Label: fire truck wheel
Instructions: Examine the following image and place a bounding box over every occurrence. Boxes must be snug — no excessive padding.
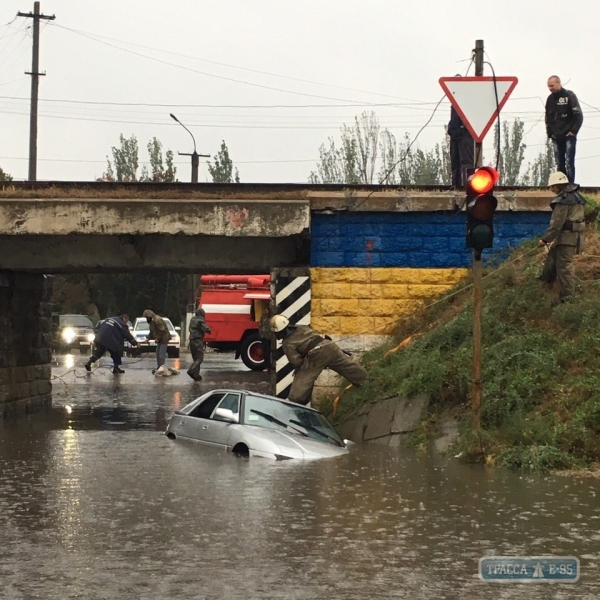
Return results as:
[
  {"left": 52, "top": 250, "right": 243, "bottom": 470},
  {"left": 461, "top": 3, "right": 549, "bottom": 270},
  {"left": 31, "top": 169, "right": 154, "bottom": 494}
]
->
[{"left": 240, "top": 332, "right": 266, "bottom": 371}]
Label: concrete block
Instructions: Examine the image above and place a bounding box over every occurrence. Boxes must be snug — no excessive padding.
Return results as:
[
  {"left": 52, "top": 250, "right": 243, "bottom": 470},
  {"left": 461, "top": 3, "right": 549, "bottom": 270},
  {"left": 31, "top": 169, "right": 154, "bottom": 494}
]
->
[
  {"left": 337, "top": 413, "right": 369, "bottom": 443},
  {"left": 363, "top": 397, "right": 397, "bottom": 441},
  {"left": 391, "top": 394, "right": 430, "bottom": 433}
]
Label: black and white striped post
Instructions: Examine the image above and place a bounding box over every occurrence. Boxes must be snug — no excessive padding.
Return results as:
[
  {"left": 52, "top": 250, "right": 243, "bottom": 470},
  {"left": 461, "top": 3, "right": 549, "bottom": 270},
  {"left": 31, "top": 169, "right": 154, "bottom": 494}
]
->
[{"left": 271, "top": 268, "right": 311, "bottom": 398}]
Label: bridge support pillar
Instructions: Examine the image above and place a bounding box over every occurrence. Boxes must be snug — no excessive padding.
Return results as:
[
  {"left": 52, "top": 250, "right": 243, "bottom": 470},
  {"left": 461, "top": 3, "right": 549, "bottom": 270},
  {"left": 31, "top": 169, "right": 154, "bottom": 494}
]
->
[{"left": 0, "top": 272, "right": 53, "bottom": 418}]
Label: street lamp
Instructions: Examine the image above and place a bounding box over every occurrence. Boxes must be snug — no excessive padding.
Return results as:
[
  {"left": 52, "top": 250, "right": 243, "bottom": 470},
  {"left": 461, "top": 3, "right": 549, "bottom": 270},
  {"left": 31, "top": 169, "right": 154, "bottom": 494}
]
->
[{"left": 169, "top": 113, "right": 209, "bottom": 183}]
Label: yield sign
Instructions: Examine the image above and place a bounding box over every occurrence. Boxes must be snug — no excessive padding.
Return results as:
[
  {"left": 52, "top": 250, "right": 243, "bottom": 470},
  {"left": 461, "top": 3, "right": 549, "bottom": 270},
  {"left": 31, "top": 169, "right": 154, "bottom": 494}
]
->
[{"left": 439, "top": 76, "right": 518, "bottom": 142}]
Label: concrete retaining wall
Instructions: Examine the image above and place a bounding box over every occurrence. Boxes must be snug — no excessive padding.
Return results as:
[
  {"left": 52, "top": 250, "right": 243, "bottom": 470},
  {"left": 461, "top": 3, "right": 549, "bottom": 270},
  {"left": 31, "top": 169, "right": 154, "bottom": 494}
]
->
[{"left": 0, "top": 273, "right": 53, "bottom": 417}]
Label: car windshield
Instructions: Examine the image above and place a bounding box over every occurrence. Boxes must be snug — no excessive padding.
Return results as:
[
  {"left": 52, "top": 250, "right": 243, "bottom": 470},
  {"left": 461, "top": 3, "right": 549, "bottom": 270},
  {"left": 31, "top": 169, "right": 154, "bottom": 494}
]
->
[
  {"left": 60, "top": 315, "right": 93, "bottom": 328},
  {"left": 243, "top": 395, "right": 344, "bottom": 446},
  {"left": 134, "top": 318, "right": 175, "bottom": 333}
]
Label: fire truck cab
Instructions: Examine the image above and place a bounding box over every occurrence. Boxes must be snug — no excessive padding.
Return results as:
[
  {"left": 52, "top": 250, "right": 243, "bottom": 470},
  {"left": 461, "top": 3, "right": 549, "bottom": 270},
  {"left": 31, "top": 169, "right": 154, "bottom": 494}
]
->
[{"left": 196, "top": 275, "right": 271, "bottom": 371}]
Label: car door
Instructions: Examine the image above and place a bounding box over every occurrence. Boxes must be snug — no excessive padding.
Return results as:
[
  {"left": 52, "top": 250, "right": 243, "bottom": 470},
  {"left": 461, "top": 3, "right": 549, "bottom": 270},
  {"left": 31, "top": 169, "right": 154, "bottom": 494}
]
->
[
  {"left": 178, "top": 392, "right": 225, "bottom": 443},
  {"left": 203, "top": 393, "right": 241, "bottom": 448}
]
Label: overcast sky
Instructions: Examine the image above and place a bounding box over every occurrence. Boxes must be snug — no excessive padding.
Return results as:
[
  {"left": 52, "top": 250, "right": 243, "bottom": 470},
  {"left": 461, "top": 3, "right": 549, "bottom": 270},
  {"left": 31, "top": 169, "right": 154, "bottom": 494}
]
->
[{"left": 1, "top": 0, "right": 599, "bottom": 184}]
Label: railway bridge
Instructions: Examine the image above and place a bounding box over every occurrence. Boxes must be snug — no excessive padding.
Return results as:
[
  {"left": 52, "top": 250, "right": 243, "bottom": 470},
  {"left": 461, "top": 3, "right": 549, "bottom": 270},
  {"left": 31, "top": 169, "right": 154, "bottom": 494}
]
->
[{"left": 0, "top": 181, "right": 552, "bottom": 415}]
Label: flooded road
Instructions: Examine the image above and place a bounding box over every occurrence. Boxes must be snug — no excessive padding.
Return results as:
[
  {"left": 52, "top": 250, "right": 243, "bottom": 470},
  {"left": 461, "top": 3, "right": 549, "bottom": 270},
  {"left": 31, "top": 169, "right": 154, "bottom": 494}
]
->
[{"left": 1, "top": 352, "right": 599, "bottom": 599}]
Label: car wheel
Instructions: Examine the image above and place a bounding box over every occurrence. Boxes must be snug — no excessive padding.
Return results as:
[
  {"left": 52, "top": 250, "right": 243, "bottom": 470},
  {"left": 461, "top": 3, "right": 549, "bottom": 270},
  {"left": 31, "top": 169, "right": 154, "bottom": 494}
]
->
[
  {"left": 168, "top": 349, "right": 180, "bottom": 358},
  {"left": 80, "top": 347, "right": 90, "bottom": 355},
  {"left": 240, "top": 332, "right": 266, "bottom": 371}
]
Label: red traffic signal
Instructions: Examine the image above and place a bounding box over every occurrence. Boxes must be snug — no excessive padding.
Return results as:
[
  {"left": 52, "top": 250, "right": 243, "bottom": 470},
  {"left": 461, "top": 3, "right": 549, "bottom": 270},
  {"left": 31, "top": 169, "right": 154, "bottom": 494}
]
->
[
  {"left": 467, "top": 166, "right": 499, "bottom": 194},
  {"left": 465, "top": 166, "right": 499, "bottom": 254}
]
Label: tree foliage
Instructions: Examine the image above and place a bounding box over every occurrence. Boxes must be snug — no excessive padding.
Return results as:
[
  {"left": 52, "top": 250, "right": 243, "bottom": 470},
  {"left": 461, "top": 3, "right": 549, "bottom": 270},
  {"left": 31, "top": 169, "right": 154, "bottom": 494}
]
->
[
  {"left": 100, "top": 134, "right": 177, "bottom": 182},
  {"left": 494, "top": 119, "right": 526, "bottom": 186},
  {"left": 522, "top": 140, "right": 556, "bottom": 187},
  {"left": 52, "top": 272, "right": 191, "bottom": 327},
  {"left": 310, "top": 113, "right": 556, "bottom": 188},
  {"left": 0, "top": 166, "right": 13, "bottom": 181},
  {"left": 309, "top": 111, "right": 381, "bottom": 184},
  {"left": 207, "top": 140, "right": 240, "bottom": 183}
]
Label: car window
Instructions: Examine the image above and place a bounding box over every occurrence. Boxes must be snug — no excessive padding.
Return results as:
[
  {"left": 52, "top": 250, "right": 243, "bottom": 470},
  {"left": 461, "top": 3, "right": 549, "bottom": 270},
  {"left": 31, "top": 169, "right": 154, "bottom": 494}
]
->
[
  {"left": 134, "top": 321, "right": 150, "bottom": 332},
  {"left": 60, "top": 315, "right": 94, "bottom": 328},
  {"left": 242, "top": 394, "right": 343, "bottom": 445},
  {"left": 212, "top": 393, "right": 240, "bottom": 421},
  {"left": 188, "top": 393, "right": 225, "bottom": 419}
]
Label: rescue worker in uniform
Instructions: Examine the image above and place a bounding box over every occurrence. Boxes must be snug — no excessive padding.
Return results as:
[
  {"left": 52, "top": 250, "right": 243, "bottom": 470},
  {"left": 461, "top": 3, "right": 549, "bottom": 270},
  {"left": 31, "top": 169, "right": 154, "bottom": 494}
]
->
[
  {"left": 85, "top": 314, "right": 137, "bottom": 374},
  {"left": 187, "top": 308, "right": 211, "bottom": 381},
  {"left": 538, "top": 171, "right": 586, "bottom": 305},
  {"left": 270, "top": 315, "right": 367, "bottom": 406},
  {"left": 142, "top": 309, "right": 171, "bottom": 373}
]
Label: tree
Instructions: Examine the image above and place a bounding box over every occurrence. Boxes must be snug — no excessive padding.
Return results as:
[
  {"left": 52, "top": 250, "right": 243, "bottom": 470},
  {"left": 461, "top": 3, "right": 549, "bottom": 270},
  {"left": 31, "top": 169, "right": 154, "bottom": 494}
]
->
[
  {"left": 141, "top": 137, "right": 177, "bottom": 182},
  {"left": 207, "top": 141, "right": 240, "bottom": 183},
  {"left": 378, "top": 131, "right": 450, "bottom": 185},
  {"left": 494, "top": 119, "right": 526, "bottom": 186},
  {"left": 0, "top": 166, "right": 12, "bottom": 181},
  {"left": 522, "top": 140, "right": 556, "bottom": 187},
  {"left": 100, "top": 135, "right": 177, "bottom": 182},
  {"left": 309, "top": 111, "right": 381, "bottom": 184}
]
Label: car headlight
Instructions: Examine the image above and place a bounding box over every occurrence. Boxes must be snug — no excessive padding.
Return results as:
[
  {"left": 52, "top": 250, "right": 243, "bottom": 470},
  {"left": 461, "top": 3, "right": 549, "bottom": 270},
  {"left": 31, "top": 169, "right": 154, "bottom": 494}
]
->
[
  {"left": 62, "top": 328, "right": 76, "bottom": 343},
  {"left": 87, "top": 333, "right": 95, "bottom": 343}
]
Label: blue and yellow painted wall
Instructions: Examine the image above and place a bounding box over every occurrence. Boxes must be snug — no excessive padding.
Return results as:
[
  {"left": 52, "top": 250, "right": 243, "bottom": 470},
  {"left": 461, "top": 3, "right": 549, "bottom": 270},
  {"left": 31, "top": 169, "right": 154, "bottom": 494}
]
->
[{"left": 310, "top": 211, "right": 549, "bottom": 338}]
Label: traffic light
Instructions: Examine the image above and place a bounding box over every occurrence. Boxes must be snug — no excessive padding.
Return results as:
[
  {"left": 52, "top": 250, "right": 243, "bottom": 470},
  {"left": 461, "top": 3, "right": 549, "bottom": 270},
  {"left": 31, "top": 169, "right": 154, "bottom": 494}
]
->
[{"left": 466, "top": 166, "right": 499, "bottom": 256}]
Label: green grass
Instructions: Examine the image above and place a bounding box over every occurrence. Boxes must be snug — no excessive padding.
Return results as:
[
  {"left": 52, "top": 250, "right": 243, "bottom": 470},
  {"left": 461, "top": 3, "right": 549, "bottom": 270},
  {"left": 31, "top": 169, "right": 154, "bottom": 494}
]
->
[{"left": 326, "top": 214, "right": 600, "bottom": 472}]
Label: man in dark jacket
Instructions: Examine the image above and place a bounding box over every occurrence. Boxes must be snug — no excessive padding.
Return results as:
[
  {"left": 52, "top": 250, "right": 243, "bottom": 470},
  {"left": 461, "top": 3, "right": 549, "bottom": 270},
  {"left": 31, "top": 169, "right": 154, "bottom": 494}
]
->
[
  {"left": 545, "top": 76, "right": 583, "bottom": 183},
  {"left": 538, "top": 171, "right": 586, "bottom": 305},
  {"left": 270, "top": 314, "right": 367, "bottom": 406},
  {"left": 85, "top": 314, "right": 137, "bottom": 374},
  {"left": 448, "top": 78, "right": 474, "bottom": 189},
  {"left": 187, "top": 308, "right": 211, "bottom": 381}
]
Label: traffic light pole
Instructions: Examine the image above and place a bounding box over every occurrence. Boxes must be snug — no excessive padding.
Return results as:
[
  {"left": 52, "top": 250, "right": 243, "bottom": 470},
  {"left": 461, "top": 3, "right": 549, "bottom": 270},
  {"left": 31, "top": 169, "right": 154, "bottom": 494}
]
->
[{"left": 472, "top": 39, "right": 484, "bottom": 429}]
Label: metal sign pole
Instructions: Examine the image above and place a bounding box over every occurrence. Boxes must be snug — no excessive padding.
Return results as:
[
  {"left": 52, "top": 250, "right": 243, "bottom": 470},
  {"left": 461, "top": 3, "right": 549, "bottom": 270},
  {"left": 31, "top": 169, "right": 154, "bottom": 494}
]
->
[{"left": 472, "top": 39, "right": 484, "bottom": 429}]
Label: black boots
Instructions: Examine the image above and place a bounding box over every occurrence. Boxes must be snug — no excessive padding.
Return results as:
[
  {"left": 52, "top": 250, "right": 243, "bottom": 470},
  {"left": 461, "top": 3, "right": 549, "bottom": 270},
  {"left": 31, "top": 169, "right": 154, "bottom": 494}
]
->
[
  {"left": 112, "top": 367, "right": 125, "bottom": 374},
  {"left": 84, "top": 361, "right": 92, "bottom": 372}
]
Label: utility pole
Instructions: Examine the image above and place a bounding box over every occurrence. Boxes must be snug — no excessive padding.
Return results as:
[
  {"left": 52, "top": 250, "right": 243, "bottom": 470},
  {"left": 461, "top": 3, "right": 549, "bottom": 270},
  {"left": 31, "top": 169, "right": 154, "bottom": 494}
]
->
[
  {"left": 169, "top": 113, "right": 209, "bottom": 183},
  {"left": 471, "top": 39, "right": 484, "bottom": 429},
  {"left": 18, "top": 2, "right": 55, "bottom": 182}
]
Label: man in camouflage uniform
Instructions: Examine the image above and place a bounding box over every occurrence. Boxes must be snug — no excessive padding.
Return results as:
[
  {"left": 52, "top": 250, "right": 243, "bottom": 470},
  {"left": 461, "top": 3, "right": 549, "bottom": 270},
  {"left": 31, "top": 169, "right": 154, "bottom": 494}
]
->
[
  {"left": 270, "top": 314, "right": 367, "bottom": 406},
  {"left": 142, "top": 309, "right": 171, "bottom": 372},
  {"left": 538, "top": 171, "right": 586, "bottom": 305},
  {"left": 187, "top": 308, "right": 211, "bottom": 381}
]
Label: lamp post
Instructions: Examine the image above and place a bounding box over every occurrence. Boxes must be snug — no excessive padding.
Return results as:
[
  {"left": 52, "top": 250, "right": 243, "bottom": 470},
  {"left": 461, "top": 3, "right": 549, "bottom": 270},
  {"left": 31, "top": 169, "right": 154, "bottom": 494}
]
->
[{"left": 169, "top": 113, "right": 209, "bottom": 183}]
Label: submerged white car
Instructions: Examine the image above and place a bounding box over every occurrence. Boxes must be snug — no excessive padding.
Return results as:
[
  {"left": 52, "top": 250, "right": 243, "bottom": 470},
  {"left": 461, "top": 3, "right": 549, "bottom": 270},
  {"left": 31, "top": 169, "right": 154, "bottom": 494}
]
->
[{"left": 165, "top": 389, "right": 352, "bottom": 460}]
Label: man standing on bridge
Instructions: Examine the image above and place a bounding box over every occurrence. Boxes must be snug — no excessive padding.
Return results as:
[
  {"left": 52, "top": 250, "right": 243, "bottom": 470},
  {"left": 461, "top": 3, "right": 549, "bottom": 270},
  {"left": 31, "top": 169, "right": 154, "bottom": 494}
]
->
[
  {"left": 85, "top": 314, "right": 137, "bottom": 374},
  {"left": 448, "top": 75, "right": 474, "bottom": 189},
  {"left": 545, "top": 75, "right": 583, "bottom": 183},
  {"left": 270, "top": 315, "right": 367, "bottom": 406}
]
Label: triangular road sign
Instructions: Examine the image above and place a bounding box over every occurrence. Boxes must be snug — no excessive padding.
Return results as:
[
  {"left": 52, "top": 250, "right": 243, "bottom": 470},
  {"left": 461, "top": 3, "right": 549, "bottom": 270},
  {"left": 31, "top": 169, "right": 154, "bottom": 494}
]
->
[{"left": 439, "top": 76, "right": 518, "bottom": 142}]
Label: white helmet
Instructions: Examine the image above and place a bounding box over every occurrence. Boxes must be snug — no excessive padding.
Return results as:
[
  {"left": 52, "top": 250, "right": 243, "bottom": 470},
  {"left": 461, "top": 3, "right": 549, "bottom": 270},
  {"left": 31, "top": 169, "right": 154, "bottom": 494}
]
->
[
  {"left": 548, "top": 172, "right": 569, "bottom": 186},
  {"left": 270, "top": 314, "right": 289, "bottom": 332}
]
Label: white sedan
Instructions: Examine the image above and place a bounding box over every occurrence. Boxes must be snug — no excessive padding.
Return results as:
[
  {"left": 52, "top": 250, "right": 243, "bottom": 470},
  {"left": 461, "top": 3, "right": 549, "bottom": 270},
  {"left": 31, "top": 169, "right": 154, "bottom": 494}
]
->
[{"left": 165, "top": 389, "right": 352, "bottom": 460}]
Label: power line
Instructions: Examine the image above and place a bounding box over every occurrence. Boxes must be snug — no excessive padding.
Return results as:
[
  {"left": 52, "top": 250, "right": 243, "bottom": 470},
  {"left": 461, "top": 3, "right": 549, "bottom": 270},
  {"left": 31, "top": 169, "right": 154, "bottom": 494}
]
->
[{"left": 49, "top": 23, "right": 431, "bottom": 105}]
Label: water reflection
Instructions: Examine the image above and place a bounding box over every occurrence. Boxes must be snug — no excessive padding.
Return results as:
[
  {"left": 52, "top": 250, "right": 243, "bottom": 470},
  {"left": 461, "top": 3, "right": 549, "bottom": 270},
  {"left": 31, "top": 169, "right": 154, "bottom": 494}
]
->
[{"left": 0, "top": 381, "right": 599, "bottom": 598}]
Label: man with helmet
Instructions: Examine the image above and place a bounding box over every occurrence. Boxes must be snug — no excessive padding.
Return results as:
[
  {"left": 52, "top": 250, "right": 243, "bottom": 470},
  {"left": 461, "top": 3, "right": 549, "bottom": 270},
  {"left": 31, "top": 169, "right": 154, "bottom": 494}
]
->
[
  {"left": 187, "top": 307, "right": 212, "bottom": 381},
  {"left": 270, "top": 314, "right": 367, "bottom": 406},
  {"left": 538, "top": 171, "right": 586, "bottom": 305}
]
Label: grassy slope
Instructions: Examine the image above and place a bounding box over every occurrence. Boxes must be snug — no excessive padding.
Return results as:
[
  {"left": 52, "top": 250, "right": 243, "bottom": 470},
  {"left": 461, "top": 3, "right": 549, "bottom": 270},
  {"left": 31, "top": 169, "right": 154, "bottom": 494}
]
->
[{"left": 324, "top": 195, "right": 600, "bottom": 472}]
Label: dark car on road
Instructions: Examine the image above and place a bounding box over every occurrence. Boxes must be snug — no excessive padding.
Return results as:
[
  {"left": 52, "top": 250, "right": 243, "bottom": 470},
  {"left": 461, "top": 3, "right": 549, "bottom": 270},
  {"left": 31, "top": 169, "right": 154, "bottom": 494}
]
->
[{"left": 54, "top": 314, "right": 95, "bottom": 354}]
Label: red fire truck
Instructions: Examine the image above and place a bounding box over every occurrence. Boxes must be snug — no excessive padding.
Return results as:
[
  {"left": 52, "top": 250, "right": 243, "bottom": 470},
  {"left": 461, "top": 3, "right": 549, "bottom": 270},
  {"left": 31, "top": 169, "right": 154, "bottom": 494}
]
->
[{"left": 196, "top": 274, "right": 271, "bottom": 371}]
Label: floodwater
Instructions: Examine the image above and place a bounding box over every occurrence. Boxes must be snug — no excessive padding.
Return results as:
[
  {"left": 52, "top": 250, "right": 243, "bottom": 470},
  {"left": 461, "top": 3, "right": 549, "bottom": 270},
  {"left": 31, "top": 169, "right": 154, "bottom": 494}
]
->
[{"left": 1, "top": 352, "right": 599, "bottom": 599}]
